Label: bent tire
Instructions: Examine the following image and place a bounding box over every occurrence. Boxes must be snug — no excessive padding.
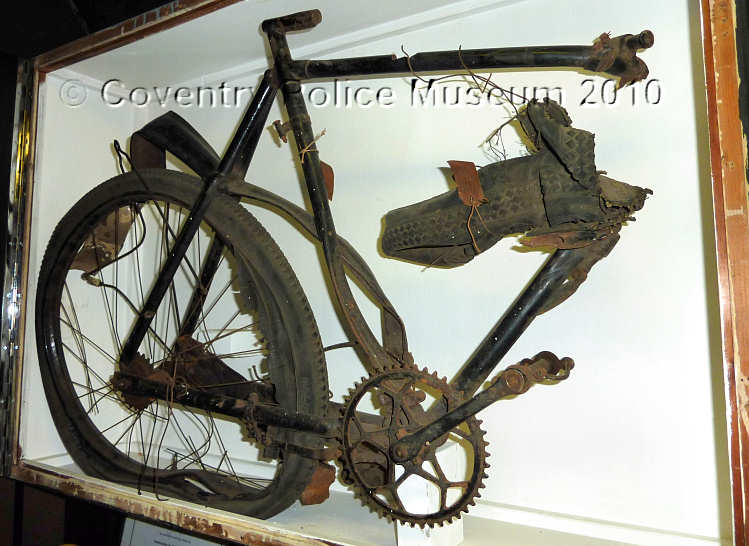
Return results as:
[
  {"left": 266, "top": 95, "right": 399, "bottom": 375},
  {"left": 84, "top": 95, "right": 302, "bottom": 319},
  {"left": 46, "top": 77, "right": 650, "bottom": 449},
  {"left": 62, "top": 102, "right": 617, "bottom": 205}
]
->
[{"left": 35, "top": 168, "right": 328, "bottom": 519}]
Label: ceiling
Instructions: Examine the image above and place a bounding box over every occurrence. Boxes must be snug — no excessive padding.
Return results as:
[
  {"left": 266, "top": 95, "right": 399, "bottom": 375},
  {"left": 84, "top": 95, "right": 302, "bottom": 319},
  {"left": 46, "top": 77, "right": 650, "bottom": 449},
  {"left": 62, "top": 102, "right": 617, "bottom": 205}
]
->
[{"left": 63, "top": 0, "right": 510, "bottom": 87}]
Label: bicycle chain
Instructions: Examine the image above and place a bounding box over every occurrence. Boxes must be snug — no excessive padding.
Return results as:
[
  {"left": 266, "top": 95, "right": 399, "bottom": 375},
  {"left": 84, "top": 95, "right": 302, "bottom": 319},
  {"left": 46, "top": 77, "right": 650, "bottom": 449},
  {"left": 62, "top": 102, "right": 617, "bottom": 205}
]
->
[{"left": 338, "top": 364, "right": 489, "bottom": 527}]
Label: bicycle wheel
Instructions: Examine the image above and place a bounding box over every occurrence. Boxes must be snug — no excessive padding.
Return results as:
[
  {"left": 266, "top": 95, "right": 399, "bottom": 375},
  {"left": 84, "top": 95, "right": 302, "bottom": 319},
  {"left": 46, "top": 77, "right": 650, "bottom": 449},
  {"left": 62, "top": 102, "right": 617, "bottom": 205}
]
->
[{"left": 35, "top": 168, "right": 328, "bottom": 519}]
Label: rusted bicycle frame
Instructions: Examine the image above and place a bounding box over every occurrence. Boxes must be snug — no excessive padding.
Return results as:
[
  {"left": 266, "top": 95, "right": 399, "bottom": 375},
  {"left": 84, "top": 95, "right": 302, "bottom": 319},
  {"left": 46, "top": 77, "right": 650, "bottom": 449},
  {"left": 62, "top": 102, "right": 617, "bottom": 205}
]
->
[{"left": 113, "top": 9, "right": 652, "bottom": 481}]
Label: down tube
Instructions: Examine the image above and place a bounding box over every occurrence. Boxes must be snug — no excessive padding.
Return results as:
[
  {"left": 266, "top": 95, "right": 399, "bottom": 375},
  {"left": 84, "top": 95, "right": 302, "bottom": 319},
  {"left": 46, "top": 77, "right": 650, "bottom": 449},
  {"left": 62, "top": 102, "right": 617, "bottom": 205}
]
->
[{"left": 451, "top": 248, "right": 586, "bottom": 398}]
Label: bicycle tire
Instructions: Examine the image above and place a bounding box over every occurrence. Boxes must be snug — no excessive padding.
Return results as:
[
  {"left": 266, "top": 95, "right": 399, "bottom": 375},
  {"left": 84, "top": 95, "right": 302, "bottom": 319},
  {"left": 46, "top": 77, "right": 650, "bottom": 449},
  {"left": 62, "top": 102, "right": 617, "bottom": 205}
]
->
[{"left": 35, "top": 168, "right": 328, "bottom": 519}]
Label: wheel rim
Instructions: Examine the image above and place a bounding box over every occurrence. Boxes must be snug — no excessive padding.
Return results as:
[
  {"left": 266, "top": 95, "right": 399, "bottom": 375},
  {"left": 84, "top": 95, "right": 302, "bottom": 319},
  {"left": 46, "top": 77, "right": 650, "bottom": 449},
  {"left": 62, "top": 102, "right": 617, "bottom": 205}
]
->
[{"left": 41, "top": 189, "right": 292, "bottom": 504}]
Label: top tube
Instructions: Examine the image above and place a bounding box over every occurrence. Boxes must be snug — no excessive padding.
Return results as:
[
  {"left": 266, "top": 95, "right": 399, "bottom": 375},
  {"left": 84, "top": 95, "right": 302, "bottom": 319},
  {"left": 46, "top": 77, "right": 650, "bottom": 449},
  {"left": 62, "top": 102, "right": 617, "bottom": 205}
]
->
[
  {"left": 262, "top": 9, "right": 653, "bottom": 86},
  {"left": 290, "top": 46, "right": 597, "bottom": 80},
  {"left": 287, "top": 33, "right": 652, "bottom": 82}
]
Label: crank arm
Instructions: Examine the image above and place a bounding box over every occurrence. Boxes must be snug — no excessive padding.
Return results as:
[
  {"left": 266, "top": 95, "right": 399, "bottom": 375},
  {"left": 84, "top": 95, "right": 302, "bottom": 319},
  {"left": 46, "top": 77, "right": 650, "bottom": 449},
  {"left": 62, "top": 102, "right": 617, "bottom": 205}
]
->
[
  {"left": 390, "top": 352, "right": 574, "bottom": 463},
  {"left": 110, "top": 372, "right": 338, "bottom": 436}
]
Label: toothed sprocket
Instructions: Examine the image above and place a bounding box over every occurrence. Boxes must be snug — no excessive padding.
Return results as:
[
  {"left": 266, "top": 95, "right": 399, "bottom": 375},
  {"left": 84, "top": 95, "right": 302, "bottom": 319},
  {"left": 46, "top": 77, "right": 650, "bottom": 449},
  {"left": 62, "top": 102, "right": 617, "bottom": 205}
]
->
[{"left": 338, "top": 366, "right": 489, "bottom": 527}]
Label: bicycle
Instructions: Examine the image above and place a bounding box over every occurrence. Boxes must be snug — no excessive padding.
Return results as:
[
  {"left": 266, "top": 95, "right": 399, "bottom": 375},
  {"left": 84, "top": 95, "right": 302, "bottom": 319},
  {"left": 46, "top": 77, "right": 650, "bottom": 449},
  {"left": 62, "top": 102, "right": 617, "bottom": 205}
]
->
[{"left": 34, "top": 9, "right": 653, "bottom": 527}]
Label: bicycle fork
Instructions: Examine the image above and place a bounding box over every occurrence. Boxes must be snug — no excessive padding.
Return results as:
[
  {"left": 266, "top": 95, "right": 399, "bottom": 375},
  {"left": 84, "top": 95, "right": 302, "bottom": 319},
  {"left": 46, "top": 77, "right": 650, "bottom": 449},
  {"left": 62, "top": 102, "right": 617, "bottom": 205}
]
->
[{"left": 118, "top": 71, "right": 278, "bottom": 365}]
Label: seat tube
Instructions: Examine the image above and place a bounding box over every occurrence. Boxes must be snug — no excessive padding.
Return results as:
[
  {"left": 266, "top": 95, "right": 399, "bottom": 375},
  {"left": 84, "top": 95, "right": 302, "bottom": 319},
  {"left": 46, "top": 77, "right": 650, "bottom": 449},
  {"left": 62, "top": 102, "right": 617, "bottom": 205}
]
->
[
  {"left": 267, "top": 29, "right": 399, "bottom": 372},
  {"left": 281, "top": 86, "right": 338, "bottom": 255},
  {"left": 269, "top": 30, "right": 338, "bottom": 258}
]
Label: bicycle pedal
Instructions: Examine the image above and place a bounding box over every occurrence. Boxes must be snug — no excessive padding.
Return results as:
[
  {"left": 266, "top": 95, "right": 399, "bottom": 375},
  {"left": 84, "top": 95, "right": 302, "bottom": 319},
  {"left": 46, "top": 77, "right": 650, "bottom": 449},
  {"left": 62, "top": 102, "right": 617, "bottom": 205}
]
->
[{"left": 498, "top": 351, "right": 575, "bottom": 394}]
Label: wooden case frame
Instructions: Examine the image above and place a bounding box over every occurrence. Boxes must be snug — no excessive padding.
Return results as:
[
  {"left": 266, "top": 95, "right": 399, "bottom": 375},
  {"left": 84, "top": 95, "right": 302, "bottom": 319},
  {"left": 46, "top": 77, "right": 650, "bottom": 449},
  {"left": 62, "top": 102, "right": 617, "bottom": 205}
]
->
[{"left": 0, "top": 0, "right": 745, "bottom": 543}]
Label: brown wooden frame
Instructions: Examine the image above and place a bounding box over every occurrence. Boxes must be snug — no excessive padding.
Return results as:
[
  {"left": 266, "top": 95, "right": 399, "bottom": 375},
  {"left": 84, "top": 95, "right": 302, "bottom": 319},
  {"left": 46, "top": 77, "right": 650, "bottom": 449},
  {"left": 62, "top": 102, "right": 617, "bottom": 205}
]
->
[
  {"left": 702, "top": 1, "right": 749, "bottom": 544},
  {"left": 2, "top": 0, "right": 743, "bottom": 543}
]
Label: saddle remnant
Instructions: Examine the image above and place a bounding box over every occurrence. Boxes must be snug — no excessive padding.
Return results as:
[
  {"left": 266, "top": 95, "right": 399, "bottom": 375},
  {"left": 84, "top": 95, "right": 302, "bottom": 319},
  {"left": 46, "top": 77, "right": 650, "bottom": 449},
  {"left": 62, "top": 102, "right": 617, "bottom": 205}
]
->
[{"left": 380, "top": 98, "right": 651, "bottom": 268}]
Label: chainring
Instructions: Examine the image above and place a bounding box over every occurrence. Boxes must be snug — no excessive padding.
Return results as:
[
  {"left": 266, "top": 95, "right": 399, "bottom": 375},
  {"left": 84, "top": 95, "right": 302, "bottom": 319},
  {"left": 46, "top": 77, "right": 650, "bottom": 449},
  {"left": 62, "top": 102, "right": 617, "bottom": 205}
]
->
[{"left": 338, "top": 365, "right": 489, "bottom": 527}]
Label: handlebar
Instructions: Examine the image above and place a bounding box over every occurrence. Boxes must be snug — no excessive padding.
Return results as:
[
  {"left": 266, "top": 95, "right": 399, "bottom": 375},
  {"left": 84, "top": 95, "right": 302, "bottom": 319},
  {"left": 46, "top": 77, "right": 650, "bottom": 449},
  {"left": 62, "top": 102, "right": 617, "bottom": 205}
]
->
[{"left": 261, "top": 9, "right": 322, "bottom": 34}]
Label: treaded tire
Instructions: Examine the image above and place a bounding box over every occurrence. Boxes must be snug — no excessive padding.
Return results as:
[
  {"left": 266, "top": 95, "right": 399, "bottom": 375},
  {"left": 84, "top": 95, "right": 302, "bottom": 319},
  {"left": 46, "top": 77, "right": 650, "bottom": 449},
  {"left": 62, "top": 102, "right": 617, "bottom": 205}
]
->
[{"left": 35, "top": 168, "right": 328, "bottom": 519}]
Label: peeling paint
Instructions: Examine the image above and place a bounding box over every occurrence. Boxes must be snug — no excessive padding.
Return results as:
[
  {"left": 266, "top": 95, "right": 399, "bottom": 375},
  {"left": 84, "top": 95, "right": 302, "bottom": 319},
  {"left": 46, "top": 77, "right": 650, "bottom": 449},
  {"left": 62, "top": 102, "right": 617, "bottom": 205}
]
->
[
  {"left": 178, "top": 515, "right": 228, "bottom": 538},
  {"left": 11, "top": 463, "right": 333, "bottom": 545}
]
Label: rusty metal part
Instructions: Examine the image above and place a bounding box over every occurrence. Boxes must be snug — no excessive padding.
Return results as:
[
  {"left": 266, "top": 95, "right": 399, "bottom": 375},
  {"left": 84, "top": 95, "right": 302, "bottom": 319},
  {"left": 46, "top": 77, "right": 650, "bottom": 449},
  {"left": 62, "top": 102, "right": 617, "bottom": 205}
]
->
[
  {"left": 519, "top": 226, "right": 615, "bottom": 249},
  {"left": 390, "top": 352, "right": 573, "bottom": 464},
  {"left": 112, "top": 371, "right": 250, "bottom": 417},
  {"left": 299, "top": 462, "right": 337, "bottom": 506},
  {"left": 161, "top": 335, "right": 274, "bottom": 401},
  {"left": 117, "top": 354, "right": 173, "bottom": 410},
  {"left": 338, "top": 365, "right": 488, "bottom": 527},
  {"left": 261, "top": 9, "right": 322, "bottom": 34},
  {"left": 70, "top": 206, "right": 136, "bottom": 272},
  {"left": 110, "top": 371, "right": 338, "bottom": 437},
  {"left": 285, "top": 443, "right": 341, "bottom": 461},
  {"left": 288, "top": 30, "right": 653, "bottom": 81},
  {"left": 272, "top": 119, "right": 292, "bottom": 143},
  {"left": 534, "top": 235, "right": 620, "bottom": 314},
  {"left": 320, "top": 161, "right": 334, "bottom": 200},
  {"left": 586, "top": 30, "right": 654, "bottom": 87},
  {"left": 499, "top": 351, "right": 575, "bottom": 394},
  {"left": 116, "top": 335, "right": 276, "bottom": 412}
]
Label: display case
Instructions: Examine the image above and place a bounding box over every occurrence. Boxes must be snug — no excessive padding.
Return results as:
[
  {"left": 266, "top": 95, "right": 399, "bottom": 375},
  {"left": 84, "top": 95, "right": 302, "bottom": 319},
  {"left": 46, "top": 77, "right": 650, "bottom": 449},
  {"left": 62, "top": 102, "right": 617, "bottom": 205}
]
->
[{"left": 2, "top": 0, "right": 740, "bottom": 544}]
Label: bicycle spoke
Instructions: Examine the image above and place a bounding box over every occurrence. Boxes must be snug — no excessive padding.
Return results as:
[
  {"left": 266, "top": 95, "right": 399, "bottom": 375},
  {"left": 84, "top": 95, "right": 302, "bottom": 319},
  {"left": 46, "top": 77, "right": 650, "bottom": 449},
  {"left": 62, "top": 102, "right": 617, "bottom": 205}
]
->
[
  {"left": 193, "top": 273, "right": 237, "bottom": 334},
  {"left": 61, "top": 284, "right": 87, "bottom": 365},
  {"left": 83, "top": 387, "right": 114, "bottom": 415},
  {"left": 206, "top": 412, "right": 242, "bottom": 485},
  {"left": 113, "top": 411, "right": 143, "bottom": 448},
  {"left": 39, "top": 178, "right": 320, "bottom": 514},
  {"left": 62, "top": 343, "right": 112, "bottom": 385},
  {"left": 202, "top": 321, "right": 257, "bottom": 350},
  {"left": 73, "top": 383, "right": 110, "bottom": 400},
  {"left": 131, "top": 207, "right": 152, "bottom": 362},
  {"left": 137, "top": 411, "right": 148, "bottom": 465},
  {"left": 211, "top": 348, "right": 265, "bottom": 359},
  {"left": 100, "top": 412, "right": 140, "bottom": 435},
  {"left": 92, "top": 234, "right": 122, "bottom": 355}
]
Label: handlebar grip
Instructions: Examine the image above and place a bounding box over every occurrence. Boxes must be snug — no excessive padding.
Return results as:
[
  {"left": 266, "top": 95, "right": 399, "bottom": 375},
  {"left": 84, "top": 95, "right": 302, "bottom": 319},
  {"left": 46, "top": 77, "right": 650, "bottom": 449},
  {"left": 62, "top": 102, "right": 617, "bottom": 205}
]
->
[
  {"left": 627, "top": 30, "right": 654, "bottom": 50},
  {"left": 262, "top": 9, "right": 322, "bottom": 33}
]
